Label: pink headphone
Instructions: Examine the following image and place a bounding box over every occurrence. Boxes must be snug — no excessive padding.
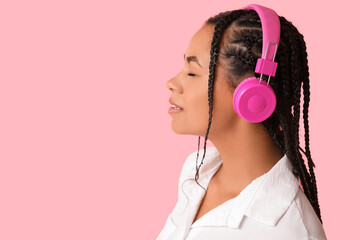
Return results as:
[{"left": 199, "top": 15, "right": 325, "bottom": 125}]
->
[{"left": 232, "top": 4, "right": 280, "bottom": 123}]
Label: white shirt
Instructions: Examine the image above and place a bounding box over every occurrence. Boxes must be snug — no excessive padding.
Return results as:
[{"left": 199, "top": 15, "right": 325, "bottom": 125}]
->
[{"left": 156, "top": 146, "right": 327, "bottom": 240}]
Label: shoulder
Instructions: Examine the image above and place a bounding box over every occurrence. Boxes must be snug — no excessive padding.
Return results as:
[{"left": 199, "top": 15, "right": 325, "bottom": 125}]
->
[
  {"left": 278, "top": 187, "right": 328, "bottom": 240},
  {"left": 293, "top": 188, "right": 328, "bottom": 239}
]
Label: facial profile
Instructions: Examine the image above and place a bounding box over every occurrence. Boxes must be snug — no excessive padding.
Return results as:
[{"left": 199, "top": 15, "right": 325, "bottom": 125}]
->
[{"left": 166, "top": 24, "right": 241, "bottom": 139}]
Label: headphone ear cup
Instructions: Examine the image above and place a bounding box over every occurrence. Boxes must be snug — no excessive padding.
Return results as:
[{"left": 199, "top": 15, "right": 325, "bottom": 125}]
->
[{"left": 233, "top": 76, "right": 276, "bottom": 123}]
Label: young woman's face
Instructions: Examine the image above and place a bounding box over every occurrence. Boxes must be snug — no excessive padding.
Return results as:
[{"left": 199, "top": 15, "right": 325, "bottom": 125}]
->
[{"left": 166, "top": 24, "right": 239, "bottom": 138}]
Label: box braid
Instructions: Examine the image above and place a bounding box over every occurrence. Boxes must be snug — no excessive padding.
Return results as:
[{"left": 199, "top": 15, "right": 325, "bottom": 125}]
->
[{"left": 191, "top": 9, "right": 323, "bottom": 224}]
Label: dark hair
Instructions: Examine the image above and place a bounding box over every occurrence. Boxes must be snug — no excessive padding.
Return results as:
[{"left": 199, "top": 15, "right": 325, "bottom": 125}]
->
[{"left": 191, "top": 9, "right": 323, "bottom": 224}]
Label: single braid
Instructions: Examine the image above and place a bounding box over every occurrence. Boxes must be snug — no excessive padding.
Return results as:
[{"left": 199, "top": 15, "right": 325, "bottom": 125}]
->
[
  {"left": 298, "top": 30, "right": 322, "bottom": 221},
  {"left": 194, "top": 10, "right": 244, "bottom": 189},
  {"left": 285, "top": 26, "right": 314, "bottom": 200}
]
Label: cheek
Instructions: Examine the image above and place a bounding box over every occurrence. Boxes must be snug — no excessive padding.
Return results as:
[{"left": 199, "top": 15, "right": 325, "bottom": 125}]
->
[
  {"left": 183, "top": 81, "right": 210, "bottom": 123},
  {"left": 187, "top": 92, "right": 208, "bottom": 120},
  {"left": 184, "top": 79, "right": 208, "bottom": 108}
]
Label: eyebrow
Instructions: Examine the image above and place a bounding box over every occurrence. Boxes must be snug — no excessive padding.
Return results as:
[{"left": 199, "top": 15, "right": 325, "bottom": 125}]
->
[{"left": 184, "top": 54, "right": 203, "bottom": 68}]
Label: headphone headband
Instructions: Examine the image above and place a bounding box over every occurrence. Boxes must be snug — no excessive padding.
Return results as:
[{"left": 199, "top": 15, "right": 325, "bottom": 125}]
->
[{"left": 244, "top": 4, "right": 280, "bottom": 79}]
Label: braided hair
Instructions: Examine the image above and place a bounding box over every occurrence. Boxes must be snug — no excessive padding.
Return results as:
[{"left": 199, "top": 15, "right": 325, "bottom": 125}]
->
[{"left": 192, "top": 9, "right": 323, "bottom": 224}]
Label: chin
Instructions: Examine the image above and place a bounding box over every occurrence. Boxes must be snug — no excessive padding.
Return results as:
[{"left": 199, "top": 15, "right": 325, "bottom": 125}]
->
[
  {"left": 171, "top": 126, "right": 205, "bottom": 137},
  {"left": 170, "top": 118, "right": 210, "bottom": 136},
  {"left": 170, "top": 125, "right": 187, "bottom": 135}
]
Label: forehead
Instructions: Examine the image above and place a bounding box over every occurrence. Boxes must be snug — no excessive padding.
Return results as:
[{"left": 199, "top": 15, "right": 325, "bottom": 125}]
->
[{"left": 185, "top": 25, "right": 214, "bottom": 65}]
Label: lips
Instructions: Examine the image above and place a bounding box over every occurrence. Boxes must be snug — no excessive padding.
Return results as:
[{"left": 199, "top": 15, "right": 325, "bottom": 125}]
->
[{"left": 169, "top": 98, "right": 184, "bottom": 110}]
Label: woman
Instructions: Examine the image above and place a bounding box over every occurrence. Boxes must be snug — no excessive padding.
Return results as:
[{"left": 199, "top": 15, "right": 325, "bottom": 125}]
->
[{"left": 159, "top": 4, "right": 327, "bottom": 240}]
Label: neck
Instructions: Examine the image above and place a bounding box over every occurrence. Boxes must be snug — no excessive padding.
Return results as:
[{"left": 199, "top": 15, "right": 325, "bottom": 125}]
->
[{"left": 208, "top": 121, "right": 283, "bottom": 195}]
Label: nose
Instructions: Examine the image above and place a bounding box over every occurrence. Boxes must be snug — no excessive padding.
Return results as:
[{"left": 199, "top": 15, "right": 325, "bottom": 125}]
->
[
  {"left": 166, "top": 75, "right": 182, "bottom": 93},
  {"left": 166, "top": 79, "right": 173, "bottom": 91}
]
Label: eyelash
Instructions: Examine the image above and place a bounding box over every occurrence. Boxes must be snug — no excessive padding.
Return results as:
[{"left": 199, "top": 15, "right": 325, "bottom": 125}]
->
[{"left": 187, "top": 73, "right": 196, "bottom": 77}]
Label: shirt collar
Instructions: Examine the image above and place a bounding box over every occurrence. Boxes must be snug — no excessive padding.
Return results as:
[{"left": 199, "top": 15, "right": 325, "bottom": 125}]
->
[{"left": 180, "top": 146, "right": 300, "bottom": 229}]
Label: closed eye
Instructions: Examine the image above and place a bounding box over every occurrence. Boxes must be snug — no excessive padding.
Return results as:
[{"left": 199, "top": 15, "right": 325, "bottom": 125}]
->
[{"left": 187, "top": 73, "right": 196, "bottom": 77}]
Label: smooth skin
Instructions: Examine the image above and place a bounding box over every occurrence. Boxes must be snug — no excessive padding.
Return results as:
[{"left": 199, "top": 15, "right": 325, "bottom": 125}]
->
[{"left": 166, "top": 24, "right": 283, "bottom": 224}]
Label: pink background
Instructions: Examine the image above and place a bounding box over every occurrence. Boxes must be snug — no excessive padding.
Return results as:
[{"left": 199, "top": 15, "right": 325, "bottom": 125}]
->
[{"left": 0, "top": 0, "right": 357, "bottom": 239}]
